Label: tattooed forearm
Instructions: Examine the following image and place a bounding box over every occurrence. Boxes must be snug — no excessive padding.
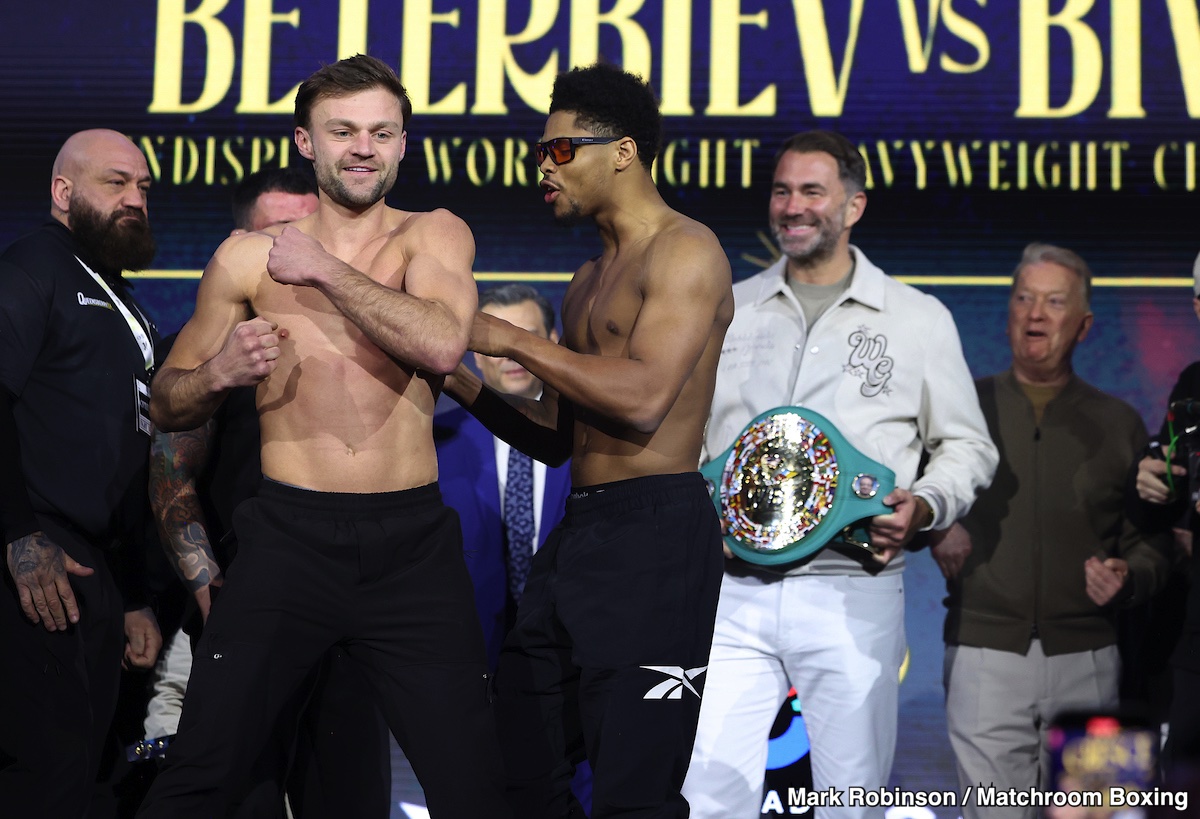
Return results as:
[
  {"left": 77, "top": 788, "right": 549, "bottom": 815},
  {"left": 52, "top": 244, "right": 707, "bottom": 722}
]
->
[
  {"left": 150, "top": 421, "right": 223, "bottom": 595},
  {"left": 173, "top": 521, "right": 220, "bottom": 589}
]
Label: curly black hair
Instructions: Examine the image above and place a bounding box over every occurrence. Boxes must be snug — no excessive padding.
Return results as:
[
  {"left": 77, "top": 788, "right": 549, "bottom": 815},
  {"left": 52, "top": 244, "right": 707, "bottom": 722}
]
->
[{"left": 549, "top": 63, "right": 662, "bottom": 171}]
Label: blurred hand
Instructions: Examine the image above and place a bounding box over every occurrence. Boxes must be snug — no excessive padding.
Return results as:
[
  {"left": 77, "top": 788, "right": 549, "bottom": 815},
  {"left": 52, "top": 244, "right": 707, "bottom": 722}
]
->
[
  {"left": 123, "top": 607, "right": 163, "bottom": 670},
  {"left": 867, "top": 489, "right": 930, "bottom": 566},
  {"left": 196, "top": 578, "right": 223, "bottom": 625},
  {"left": 929, "top": 523, "right": 972, "bottom": 580},
  {"left": 1135, "top": 453, "right": 1184, "bottom": 504},
  {"left": 1084, "top": 556, "right": 1129, "bottom": 607},
  {"left": 1175, "top": 527, "right": 1193, "bottom": 560}
]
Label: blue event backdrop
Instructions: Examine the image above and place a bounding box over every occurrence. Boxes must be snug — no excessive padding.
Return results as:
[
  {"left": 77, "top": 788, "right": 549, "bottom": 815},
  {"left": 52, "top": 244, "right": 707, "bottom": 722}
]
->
[{"left": 3, "top": 2, "right": 1199, "bottom": 816}]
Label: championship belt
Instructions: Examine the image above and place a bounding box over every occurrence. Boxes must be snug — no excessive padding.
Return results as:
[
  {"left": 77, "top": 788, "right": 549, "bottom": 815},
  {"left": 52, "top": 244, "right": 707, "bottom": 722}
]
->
[{"left": 701, "top": 406, "right": 895, "bottom": 566}]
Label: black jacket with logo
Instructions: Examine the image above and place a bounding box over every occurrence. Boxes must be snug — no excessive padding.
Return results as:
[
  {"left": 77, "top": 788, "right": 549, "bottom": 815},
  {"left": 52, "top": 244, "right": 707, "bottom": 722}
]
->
[{"left": 0, "top": 221, "right": 157, "bottom": 571}]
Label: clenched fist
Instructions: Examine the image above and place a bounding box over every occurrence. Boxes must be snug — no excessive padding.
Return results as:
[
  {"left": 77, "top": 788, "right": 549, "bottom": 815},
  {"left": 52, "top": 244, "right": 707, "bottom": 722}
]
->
[
  {"left": 210, "top": 317, "right": 286, "bottom": 389},
  {"left": 267, "top": 226, "right": 332, "bottom": 287}
]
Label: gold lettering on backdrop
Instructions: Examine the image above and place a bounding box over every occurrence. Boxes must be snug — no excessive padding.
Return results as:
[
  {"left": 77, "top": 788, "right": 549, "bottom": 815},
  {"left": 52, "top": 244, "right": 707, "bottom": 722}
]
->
[
  {"left": 1034, "top": 141, "right": 1061, "bottom": 188},
  {"left": 466, "top": 139, "right": 499, "bottom": 185},
  {"left": 861, "top": 141, "right": 896, "bottom": 188},
  {"left": 897, "top": 0, "right": 943, "bottom": 73},
  {"left": 424, "top": 137, "right": 462, "bottom": 182},
  {"left": 250, "top": 138, "right": 292, "bottom": 173},
  {"left": 1104, "top": 141, "right": 1129, "bottom": 189},
  {"left": 897, "top": 0, "right": 990, "bottom": 75},
  {"left": 941, "top": 141, "right": 978, "bottom": 187},
  {"left": 130, "top": 134, "right": 315, "bottom": 187},
  {"left": 1015, "top": 141, "right": 1029, "bottom": 189},
  {"left": 1153, "top": 142, "right": 1198, "bottom": 190},
  {"left": 203, "top": 137, "right": 217, "bottom": 185},
  {"left": 150, "top": 0, "right": 235, "bottom": 113},
  {"left": 238, "top": 0, "right": 302, "bottom": 114},
  {"left": 173, "top": 137, "right": 201, "bottom": 185},
  {"left": 144, "top": 0, "right": 1195, "bottom": 121},
  {"left": 1016, "top": 0, "right": 1103, "bottom": 118},
  {"left": 706, "top": 0, "right": 772, "bottom": 115},
  {"left": 908, "top": 140, "right": 930, "bottom": 188},
  {"left": 697, "top": 139, "right": 729, "bottom": 188},
  {"left": 1109, "top": 0, "right": 1144, "bottom": 117},
  {"left": 139, "top": 137, "right": 164, "bottom": 182},
  {"left": 1154, "top": 142, "right": 1171, "bottom": 188},
  {"left": 569, "top": 0, "right": 652, "bottom": 79},
  {"left": 473, "top": 0, "right": 559, "bottom": 114},
  {"left": 940, "top": 0, "right": 989, "bottom": 72},
  {"left": 989, "top": 140, "right": 1010, "bottom": 189},
  {"left": 735, "top": 139, "right": 758, "bottom": 188},
  {"left": 662, "top": 140, "right": 690, "bottom": 186},
  {"left": 126, "top": 132, "right": 1182, "bottom": 193},
  {"left": 223, "top": 137, "right": 246, "bottom": 182},
  {"left": 404, "top": 0, "right": 467, "bottom": 113},
  {"left": 338, "top": 0, "right": 369, "bottom": 58},
  {"left": 789, "top": 0, "right": 866, "bottom": 117},
  {"left": 659, "top": 0, "right": 695, "bottom": 114},
  {"left": 1166, "top": 0, "right": 1200, "bottom": 117},
  {"left": 504, "top": 138, "right": 532, "bottom": 186}
]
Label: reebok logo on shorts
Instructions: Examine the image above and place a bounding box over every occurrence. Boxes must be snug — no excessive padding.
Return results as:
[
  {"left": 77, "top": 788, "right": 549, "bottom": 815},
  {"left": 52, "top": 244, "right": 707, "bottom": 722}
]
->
[{"left": 640, "top": 666, "right": 706, "bottom": 699}]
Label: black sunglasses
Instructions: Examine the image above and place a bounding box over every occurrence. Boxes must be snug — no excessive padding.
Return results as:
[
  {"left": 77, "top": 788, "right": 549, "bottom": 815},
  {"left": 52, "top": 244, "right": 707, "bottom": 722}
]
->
[{"left": 533, "top": 136, "right": 620, "bottom": 166}]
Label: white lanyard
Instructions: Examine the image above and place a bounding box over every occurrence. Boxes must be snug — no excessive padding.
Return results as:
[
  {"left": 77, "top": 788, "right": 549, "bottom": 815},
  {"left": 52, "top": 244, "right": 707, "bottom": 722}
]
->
[{"left": 75, "top": 256, "right": 154, "bottom": 372}]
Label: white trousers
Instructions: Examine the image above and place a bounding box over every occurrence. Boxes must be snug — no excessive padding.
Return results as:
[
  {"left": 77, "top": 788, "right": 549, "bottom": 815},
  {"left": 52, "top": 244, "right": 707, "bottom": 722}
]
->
[
  {"left": 683, "top": 570, "right": 906, "bottom": 819},
  {"left": 143, "top": 628, "right": 193, "bottom": 740},
  {"left": 944, "top": 641, "right": 1120, "bottom": 819}
]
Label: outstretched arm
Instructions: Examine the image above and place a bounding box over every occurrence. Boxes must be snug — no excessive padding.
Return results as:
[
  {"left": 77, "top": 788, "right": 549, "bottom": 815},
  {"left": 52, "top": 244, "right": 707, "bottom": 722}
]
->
[
  {"left": 150, "top": 423, "right": 224, "bottom": 622},
  {"left": 444, "top": 363, "right": 573, "bottom": 465},
  {"left": 266, "top": 212, "right": 477, "bottom": 374},
  {"left": 470, "top": 229, "right": 732, "bottom": 435}
]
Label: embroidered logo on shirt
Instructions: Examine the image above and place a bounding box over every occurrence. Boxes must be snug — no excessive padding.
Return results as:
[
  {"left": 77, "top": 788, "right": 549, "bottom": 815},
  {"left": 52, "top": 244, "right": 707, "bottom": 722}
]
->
[
  {"left": 640, "top": 666, "right": 707, "bottom": 699},
  {"left": 77, "top": 292, "right": 115, "bottom": 310},
  {"left": 844, "top": 327, "right": 894, "bottom": 397}
]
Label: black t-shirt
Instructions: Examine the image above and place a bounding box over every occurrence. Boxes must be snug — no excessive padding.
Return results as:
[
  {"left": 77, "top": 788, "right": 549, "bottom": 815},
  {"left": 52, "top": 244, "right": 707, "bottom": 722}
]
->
[{"left": 0, "top": 221, "right": 158, "bottom": 544}]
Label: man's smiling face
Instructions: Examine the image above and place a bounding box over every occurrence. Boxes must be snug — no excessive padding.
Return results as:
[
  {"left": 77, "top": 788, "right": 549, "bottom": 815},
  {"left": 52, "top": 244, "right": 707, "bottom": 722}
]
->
[{"left": 297, "top": 87, "right": 407, "bottom": 210}]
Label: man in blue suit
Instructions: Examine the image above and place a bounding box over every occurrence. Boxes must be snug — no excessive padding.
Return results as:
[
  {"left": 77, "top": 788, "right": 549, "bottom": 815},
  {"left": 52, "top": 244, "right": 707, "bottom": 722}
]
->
[
  {"left": 437, "top": 285, "right": 592, "bottom": 810},
  {"left": 436, "top": 284, "right": 572, "bottom": 670}
]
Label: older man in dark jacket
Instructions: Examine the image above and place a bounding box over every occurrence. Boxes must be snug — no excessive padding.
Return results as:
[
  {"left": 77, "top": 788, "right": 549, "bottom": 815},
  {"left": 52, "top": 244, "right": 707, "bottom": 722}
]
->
[{"left": 932, "top": 243, "right": 1170, "bottom": 819}]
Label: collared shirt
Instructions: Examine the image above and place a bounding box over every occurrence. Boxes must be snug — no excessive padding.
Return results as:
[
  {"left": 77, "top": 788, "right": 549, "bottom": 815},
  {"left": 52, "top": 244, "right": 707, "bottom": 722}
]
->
[{"left": 706, "top": 247, "right": 998, "bottom": 576}]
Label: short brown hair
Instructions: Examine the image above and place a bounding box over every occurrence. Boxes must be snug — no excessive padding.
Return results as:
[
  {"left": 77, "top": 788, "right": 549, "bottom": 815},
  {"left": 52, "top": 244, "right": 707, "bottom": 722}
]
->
[
  {"left": 294, "top": 54, "right": 412, "bottom": 131},
  {"left": 774, "top": 131, "right": 866, "bottom": 195}
]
